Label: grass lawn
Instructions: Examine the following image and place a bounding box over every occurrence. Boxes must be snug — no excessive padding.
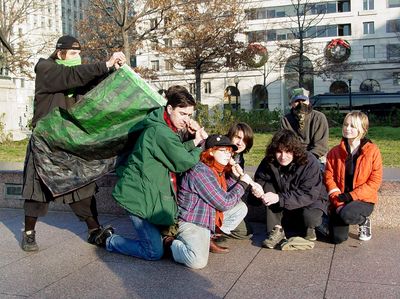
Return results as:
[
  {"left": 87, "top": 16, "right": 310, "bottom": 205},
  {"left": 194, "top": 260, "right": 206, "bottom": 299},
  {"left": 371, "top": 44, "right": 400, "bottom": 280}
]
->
[
  {"left": 246, "top": 126, "right": 400, "bottom": 167},
  {"left": 1, "top": 127, "right": 400, "bottom": 167}
]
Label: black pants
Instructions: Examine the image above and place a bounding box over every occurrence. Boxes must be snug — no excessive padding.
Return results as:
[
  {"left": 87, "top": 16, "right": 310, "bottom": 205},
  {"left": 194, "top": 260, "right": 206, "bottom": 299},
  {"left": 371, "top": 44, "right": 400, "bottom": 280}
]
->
[
  {"left": 266, "top": 205, "right": 323, "bottom": 234},
  {"left": 330, "top": 201, "right": 374, "bottom": 244},
  {"left": 24, "top": 196, "right": 98, "bottom": 222}
]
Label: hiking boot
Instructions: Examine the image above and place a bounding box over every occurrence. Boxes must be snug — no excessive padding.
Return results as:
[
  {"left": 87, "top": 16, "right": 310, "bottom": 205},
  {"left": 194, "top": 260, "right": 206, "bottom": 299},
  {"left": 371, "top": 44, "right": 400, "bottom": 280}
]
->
[
  {"left": 21, "top": 230, "right": 39, "bottom": 252},
  {"left": 95, "top": 225, "right": 114, "bottom": 247},
  {"left": 305, "top": 227, "right": 317, "bottom": 241},
  {"left": 359, "top": 217, "right": 372, "bottom": 241},
  {"left": 262, "top": 226, "right": 286, "bottom": 249}
]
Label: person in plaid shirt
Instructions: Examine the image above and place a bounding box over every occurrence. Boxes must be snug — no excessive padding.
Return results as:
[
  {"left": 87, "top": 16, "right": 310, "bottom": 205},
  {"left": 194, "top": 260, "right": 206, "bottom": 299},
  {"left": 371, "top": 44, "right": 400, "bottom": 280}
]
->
[{"left": 168, "top": 134, "right": 257, "bottom": 269}]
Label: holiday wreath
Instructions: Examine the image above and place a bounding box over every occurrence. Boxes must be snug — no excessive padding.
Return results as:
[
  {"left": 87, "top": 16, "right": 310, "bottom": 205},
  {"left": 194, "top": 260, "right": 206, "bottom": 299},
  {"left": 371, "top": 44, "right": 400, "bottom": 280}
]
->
[
  {"left": 243, "top": 43, "right": 268, "bottom": 68},
  {"left": 325, "top": 38, "right": 351, "bottom": 63}
]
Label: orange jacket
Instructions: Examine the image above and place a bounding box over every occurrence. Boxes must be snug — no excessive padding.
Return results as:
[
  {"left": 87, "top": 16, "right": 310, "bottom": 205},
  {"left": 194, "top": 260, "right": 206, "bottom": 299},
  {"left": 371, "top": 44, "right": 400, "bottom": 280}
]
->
[{"left": 325, "top": 139, "right": 383, "bottom": 209}]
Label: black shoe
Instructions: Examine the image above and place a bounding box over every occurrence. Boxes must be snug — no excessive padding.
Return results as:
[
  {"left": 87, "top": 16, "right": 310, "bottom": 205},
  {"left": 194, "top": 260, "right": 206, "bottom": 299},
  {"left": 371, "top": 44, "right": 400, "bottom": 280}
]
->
[
  {"left": 87, "top": 226, "right": 114, "bottom": 246},
  {"left": 162, "top": 236, "right": 175, "bottom": 258},
  {"left": 95, "top": 225, "right": 114, "bottom": 247},
  {"left": 21, "top": 230, "right": 39, "bottom": 251}
]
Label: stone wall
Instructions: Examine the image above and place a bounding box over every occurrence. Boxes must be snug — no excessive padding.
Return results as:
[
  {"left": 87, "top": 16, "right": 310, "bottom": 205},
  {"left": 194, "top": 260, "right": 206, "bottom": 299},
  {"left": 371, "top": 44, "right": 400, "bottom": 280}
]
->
[{"left": 1, "top": 170, "right": 399, "bottom": 228}]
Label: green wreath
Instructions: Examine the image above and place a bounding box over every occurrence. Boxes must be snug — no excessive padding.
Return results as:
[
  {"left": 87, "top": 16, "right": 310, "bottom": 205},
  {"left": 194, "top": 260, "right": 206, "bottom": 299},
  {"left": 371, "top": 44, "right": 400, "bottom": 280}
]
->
[
  {"left": 243, "top": 43, "right": 268, "bottom": 68},
  {"left": 325, "top": 38, "right": 351, "bottom": 63}
]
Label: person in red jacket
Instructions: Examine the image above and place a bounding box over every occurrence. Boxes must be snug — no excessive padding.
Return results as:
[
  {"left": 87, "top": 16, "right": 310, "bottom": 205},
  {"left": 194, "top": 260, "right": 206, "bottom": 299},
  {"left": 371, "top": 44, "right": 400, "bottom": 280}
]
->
[{"left": 325, "top": 112, "right": 383, "bottom": 244}]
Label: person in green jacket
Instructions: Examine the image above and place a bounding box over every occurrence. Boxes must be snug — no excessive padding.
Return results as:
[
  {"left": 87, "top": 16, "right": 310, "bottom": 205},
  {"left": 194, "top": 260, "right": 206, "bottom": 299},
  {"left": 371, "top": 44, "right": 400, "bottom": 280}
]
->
[{"left": 97, "top": 86, "right": 208, "bottom": 260}]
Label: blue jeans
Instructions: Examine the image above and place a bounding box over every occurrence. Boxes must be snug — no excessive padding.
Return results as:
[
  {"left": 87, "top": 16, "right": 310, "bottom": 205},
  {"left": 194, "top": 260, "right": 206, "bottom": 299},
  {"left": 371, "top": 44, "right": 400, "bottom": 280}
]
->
[{"left": 106, "top": 214, "right": 163, "bottom": 260}]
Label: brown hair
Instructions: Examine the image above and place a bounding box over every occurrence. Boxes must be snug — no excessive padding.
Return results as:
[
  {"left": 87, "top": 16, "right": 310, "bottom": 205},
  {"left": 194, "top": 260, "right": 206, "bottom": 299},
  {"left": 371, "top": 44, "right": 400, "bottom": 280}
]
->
[
  {"left": 49, "top": 49, "right": 68, "bottom": 60},
  {"left": 265, "top": 129, "right": 308, "bottom": 165},
  {"left": 165, "top": 85, "right": 196, "bottom": 108},
  {"left": 226, "top": 122, "right": 254, "bottom": 152}
]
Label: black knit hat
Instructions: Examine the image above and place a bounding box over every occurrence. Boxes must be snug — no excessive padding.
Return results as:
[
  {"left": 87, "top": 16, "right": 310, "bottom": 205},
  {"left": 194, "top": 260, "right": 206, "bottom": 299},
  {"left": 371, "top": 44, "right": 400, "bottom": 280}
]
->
[
  {"left": 205, "top": 134, "right": 238, "bottom": 151},
  {"left": 56, "top": 35, "right": 81, "bottom": 50}
]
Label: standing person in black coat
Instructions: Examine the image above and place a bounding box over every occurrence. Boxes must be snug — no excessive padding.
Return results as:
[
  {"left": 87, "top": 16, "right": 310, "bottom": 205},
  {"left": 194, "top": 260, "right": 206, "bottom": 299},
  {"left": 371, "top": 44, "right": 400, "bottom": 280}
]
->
[
  {"left": 252, "top": 130, "right": 328, "bottom": 249},
  {"left": 281, "top": 87, "right": 329, "bottom": 169},
  {"left": 21, "top": 35, "right": 126, "bottom": 251}
]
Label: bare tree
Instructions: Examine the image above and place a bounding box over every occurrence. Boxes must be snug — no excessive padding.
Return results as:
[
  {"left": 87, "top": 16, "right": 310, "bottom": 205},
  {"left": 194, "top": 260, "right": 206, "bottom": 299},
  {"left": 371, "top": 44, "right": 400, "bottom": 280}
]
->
[
  {"left": 158, "top": 0, "right": 246, "bottom": 102},
  {"left": 0, "top": 0, "right": 52, "bottom": 78},
  {"left": 77, "top": 0, "right": 173, "bottom": 68},
  {"left": 275, "top": 0, "right": 327, "bottom": 88}
]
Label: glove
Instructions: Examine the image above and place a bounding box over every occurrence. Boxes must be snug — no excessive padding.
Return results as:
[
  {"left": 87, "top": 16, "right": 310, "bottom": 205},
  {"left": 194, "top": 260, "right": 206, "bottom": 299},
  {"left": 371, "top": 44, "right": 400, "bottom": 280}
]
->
[{"left": 337, "top": 193, "right": 353, "bottom": 204}]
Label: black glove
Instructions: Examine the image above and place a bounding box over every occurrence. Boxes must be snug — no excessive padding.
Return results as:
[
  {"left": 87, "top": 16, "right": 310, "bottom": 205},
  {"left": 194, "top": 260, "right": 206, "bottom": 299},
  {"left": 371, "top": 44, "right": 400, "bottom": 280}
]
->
[{"left": 337, "top": 193, "right": 353, "bottom": 204}]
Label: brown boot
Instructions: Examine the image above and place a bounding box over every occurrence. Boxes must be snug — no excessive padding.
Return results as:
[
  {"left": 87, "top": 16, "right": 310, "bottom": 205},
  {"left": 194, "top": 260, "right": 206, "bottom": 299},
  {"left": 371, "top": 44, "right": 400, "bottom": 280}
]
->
[{"left": 209, "top": 239, "right": 229, "bottom": 254}]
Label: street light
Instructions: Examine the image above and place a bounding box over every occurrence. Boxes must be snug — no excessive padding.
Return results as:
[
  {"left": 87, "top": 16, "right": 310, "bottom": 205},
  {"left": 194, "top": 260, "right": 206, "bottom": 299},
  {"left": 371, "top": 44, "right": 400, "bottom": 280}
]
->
[
  {"left": 234, "top": 75, "right": 240, "bottom": 111},
  {"left": 227, "top": 88, "right": 232, "bottom": 106},
  {"left": 347, "top": 74, "right": 353, "bottom": 111}
]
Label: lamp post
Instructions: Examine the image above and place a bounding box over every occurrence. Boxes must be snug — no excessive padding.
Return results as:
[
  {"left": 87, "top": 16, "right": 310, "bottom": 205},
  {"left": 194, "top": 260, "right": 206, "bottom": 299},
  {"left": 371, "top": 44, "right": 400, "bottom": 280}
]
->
[
  {"left": 227, "top": 88, "right": 232, "bottom": 107},
  {"left": 347, "top": 74, "right": 353, "bottom": 111},
  {"left": 234, "top": 75, "right": 240, "bottom": 111}
]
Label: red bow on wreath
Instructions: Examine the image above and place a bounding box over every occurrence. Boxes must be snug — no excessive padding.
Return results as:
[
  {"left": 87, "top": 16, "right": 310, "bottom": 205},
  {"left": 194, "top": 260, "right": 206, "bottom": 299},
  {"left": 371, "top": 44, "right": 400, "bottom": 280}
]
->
[{"left": 327, "top": 39, "right": 350, "bottom": 49}]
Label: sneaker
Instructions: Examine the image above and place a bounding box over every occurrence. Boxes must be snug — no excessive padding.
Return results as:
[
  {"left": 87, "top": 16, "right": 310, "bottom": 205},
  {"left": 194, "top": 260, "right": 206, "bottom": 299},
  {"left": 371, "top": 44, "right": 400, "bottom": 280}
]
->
[
  {"left": 95, "top": 225, "right": 114, "bottom": 247},
  {"left": 359, "top": 217, "right": 372, "bottom": 241},
  {"left": 305, "top": 227, "right": 317, "bottom": 241},
  {"left": 21, "top": 230, "right": 39, "bottom": 252},
  {"left": 262, "top": 226, "right": 286, "bottom": 249}
]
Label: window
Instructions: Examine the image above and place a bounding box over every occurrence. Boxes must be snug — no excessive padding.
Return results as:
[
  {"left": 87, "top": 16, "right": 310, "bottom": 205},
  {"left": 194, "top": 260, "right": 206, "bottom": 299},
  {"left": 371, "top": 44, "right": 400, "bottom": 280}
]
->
[
  {"left": 387, "top": 19, "right": 400, "bottom": 32},
  {"left": 363, "top": 0, "right": 374, "bottom": 10},
  {"left": 393, "top": 72, "right": 400, "bottom": 85},
  {"left": 267, "top": 30, "right": 277, "bottom": 41},
  {"left": 150, "top": 39, "right": 158, "bottom": 50},
  {"left": 388, "top": 0, "right": 400, "bottom": 8},
  {"left": 164, "top": 38, "right": 172, "bottom": 47},
  {"left": 387, "top": 44, "right": 400, "bottom": 59},
  {"left": 360, "top": 79, "right": 380, "bottom": 92},
  {"left": 338, "top": 0, "right": 350, "bottom": 12},
  {"left": 338, "top": 24, "right": 351, "bottom": 36},
  {"left": 165, "top": 60, "right": 173, "bottom": 71},
  {"left": 150, "top": 18, "right": 158, "bottom": 29},
  {"left": 151, "top": 60, "right": 159, "bottom": 71},
  {"left": 363, "top": 45, "right": 375, "bottom": 58},
  {"left": 189, "top": 83, "right": 196, "bottom": 95},
  {"left": 363, "top": 22, "right": 375, "bottom": 34},
  {"left": 204, "top": 82, "right": 211, "bottom": 94}
]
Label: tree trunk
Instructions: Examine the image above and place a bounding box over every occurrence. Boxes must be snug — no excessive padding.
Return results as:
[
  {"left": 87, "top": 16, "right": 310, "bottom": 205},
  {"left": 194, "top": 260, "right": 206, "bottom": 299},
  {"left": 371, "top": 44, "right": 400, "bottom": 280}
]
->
[
  {"left": 195, "top": 66, "right": 202, "bottom": 103},
  {"left": 122, "top": 28, "right": 131, "bottom": 66}
]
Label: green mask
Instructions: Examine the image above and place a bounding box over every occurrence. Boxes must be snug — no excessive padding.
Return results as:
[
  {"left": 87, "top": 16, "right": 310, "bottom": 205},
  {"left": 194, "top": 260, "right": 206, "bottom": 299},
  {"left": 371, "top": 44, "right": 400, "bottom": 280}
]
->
[
  {"left": 56, "top": 56, "right": 82, "bottom": 67},
  {"left": 55, "top": 56, "right": 82, "bottom": 97}
]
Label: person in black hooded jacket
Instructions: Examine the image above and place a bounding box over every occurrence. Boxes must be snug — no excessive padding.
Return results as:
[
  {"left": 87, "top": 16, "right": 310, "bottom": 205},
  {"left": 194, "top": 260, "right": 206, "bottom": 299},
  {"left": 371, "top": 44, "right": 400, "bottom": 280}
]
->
[{"left": 252, "top": 129, "right": 328, "bottom": 249}]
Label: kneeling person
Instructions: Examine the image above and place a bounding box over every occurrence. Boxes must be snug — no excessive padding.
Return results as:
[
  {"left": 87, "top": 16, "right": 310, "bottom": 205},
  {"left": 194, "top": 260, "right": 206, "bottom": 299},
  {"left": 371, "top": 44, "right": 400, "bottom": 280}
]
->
[{"left": 170, "top": 135, "right": 253, "bottom": 269}]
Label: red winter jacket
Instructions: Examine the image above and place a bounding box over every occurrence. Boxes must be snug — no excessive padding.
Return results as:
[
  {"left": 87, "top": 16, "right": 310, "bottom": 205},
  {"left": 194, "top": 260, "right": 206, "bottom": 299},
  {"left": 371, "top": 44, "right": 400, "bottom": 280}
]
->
[{"left": 325, "top": 139, "right": 383, "bottom": 209}]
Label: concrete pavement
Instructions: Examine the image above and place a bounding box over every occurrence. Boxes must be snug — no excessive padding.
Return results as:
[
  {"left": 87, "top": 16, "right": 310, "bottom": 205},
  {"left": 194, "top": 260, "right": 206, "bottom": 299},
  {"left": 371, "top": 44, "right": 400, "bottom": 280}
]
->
[{"left": 1, "top": 208, "right": 399, "bottom": 299}]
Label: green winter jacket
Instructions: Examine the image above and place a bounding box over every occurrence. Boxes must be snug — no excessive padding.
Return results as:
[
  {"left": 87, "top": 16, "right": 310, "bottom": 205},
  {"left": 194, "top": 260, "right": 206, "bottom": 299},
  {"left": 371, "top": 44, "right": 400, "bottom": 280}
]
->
[{"left": 112, "top": 107, "right": 202, "bottom": 226}]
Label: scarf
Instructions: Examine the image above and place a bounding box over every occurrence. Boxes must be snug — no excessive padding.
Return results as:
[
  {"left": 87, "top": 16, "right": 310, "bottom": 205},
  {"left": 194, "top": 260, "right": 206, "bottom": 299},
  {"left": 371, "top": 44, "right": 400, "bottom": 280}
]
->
[
  {"left": 210, "top": 160, "right": 227, "bottom": 228},
  {"left": 56, "top": 56, "right": 82, "bottom": 97}
]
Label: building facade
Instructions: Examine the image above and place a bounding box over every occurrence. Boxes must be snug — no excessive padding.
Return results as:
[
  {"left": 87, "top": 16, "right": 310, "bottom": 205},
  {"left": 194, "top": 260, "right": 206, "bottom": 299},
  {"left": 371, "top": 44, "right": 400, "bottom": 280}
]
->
[{"left": 138, "top": 0, "right": 400, "bottom": 113}]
